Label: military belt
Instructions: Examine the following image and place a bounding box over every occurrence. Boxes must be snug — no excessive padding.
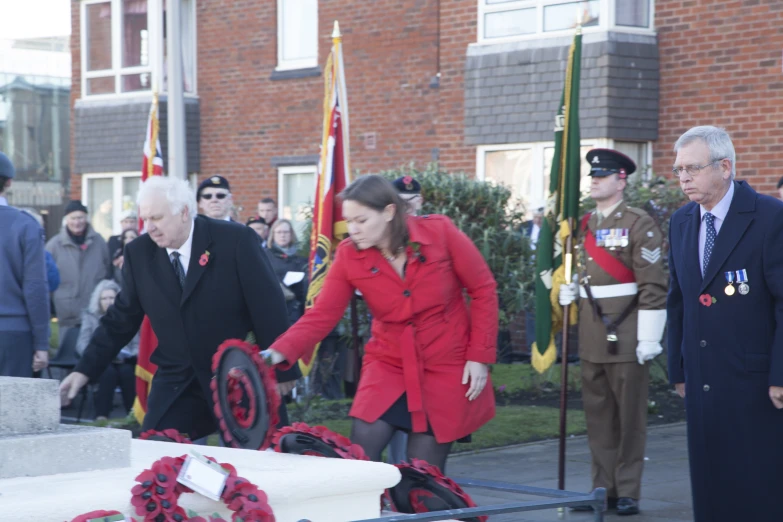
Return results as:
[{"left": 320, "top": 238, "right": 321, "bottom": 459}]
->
[
  {"left": 578, "top": 282, "right": 638, "bottom": 299},
  {"left": 581, "top": 279, "right": 639, "bottom": 355}
]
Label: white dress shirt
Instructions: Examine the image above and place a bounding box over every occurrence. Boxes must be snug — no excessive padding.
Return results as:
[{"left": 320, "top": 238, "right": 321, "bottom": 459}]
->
[
  {"left": 699, "top": 181, "right": 735, "bottom": 276},
  {"left": 0, "top": 195, "right": 8, "bottom": 206},
  {"left": 166, "top": 219, "right": 196, "bottom": 276}
]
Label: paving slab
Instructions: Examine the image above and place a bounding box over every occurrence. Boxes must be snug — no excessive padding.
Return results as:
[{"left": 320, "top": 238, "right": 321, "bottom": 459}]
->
[{"left": 447, "top": 423, "right": 692, "bottom": 522}]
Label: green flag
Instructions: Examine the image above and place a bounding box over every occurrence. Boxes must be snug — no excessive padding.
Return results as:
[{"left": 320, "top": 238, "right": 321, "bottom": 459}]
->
[{"left": 532, "top": 29, "right": 582, "bottom": 374}]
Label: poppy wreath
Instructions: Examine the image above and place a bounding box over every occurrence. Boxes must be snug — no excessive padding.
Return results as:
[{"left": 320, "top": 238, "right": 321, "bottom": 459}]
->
[
  {"left": 210, "top": 339, "right": 281, "bottom": 450},
  {"left": 139, "top": 429, "right": 193, "bottom": 445},
  {"left": 271, "top": 422, "right": 370, "bottom": 461},
  {"left": 385, "top": 458, "right": 486, "bottom": 522},
  {"left": 129, "top": 454, "right": 275, "bottom": 522}
]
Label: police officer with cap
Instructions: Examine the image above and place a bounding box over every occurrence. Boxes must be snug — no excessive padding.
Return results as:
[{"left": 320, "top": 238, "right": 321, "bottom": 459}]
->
[
  {"left": 197, "top": 175, "right": 234, "bottom": 221},
  {"left": 392, "top": 176, "right": 423, "bottom": 215},
  {"left": 559, "top": 148, "right": 667, "bottom": 516}
]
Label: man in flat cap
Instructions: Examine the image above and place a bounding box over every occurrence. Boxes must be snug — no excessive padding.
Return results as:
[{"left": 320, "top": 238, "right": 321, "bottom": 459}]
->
[
  {"left": 559, "top": 149, "right": 667, "bottom": 515},
  {"left": 392, "top": 175, "right": 423, "bottom": 215},
  {"left": 46, "top": 200, "right": 111, "bottom": 350},
  {"left": 197, "top": 175, "right": 234, "bottom": 221}
]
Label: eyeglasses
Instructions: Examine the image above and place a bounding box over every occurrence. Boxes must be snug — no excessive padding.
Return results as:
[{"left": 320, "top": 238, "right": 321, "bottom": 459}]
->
[
  {"left": 671, "top": 159, "right": 724, "bottom": 178},
  {"left": 201, "top": 193, "right": 228, "bottom": 200}
]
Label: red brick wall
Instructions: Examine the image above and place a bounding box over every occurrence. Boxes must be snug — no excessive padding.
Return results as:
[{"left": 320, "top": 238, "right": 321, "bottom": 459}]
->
[
  {"left": 197, "top": 0, "right": 448, "bottom": 218},
  {"left": 654, "top": 0, "right": 783, "bottom": 194}
]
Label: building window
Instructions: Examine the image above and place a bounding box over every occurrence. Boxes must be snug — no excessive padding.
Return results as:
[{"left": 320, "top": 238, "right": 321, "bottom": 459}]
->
[
  {"left": 277, "top": 165, "right": 316, "bottom": 240},
  {"left": 82, "top": 172, "right": 141, "bottom": 238},
  {"left": 277, "top": 0, "right": 318, "bottom": 71},
  {"left": 477, "top": 0, "right": 654, "bottom": 43},
  {"left": 81, "top": 0, "right": 196, "bottom": 97}
]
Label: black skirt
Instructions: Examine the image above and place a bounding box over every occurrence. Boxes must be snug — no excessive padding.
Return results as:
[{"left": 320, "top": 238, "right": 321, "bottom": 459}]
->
[{"left": 380, "top": 393, "right": 472, "bottom": 443}]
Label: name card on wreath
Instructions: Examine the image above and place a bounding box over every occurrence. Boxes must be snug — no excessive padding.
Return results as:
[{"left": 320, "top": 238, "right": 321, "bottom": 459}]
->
[
  {"left": 87, "top": 515, "right": 127, "bottom": 522},
  {"left": 177, "top": 451, "right": 230, "bottom": 501}
]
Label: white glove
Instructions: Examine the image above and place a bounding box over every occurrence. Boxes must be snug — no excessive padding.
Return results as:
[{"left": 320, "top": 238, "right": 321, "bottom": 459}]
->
[
  {"left": 636, "top": 309, "right": 667, "bottom": 365},
  {"left": 558, "top": 275, "right": 579, "bottom": 306}
]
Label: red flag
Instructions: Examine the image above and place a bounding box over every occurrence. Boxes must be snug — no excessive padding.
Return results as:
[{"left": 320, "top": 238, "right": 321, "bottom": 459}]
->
[
  {"left": 301, "top": 22, "right": 352, "bottom": 376},
  {"left": 133, "top": 95, "right": 163, "bottom": 424}
]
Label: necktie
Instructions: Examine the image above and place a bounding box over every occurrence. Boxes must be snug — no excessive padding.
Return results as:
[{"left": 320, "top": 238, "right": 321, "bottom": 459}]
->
[
  {"left": 170, "top": 252, "right": 186, "bottom": 288},
  {"left": 703, "top": 212, "right": 716, "bottom": 273}
]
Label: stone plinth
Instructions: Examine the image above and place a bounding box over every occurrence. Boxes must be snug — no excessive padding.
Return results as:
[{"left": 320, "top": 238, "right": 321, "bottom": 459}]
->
[
  {"left": 0, "top": 439, "right": 402, "bottom": 522},
  {"left": 0, "top": 424, "right": 131, "bottom": 479},
  {"left": 0, "top": 376, "right": 59, "bottom": 436}
]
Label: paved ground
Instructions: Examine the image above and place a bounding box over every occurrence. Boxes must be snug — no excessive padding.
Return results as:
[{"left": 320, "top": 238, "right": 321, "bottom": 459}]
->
[{"left": 447, "top": 423, "right": 693, "bottom": 522}]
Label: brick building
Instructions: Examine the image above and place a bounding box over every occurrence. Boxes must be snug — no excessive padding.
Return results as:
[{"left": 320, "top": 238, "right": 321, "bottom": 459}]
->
[{"left": 69, "top": 0, "right": 782, "bottom": 239}]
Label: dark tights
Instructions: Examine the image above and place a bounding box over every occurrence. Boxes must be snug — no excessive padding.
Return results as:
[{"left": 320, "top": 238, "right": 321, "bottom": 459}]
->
[{"left": 350, "top": 418, "right": 453, "bottom": 473}]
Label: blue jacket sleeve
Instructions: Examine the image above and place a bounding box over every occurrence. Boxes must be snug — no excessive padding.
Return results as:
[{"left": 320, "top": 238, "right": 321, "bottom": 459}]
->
[
  {"left": 666, "top": 215, "right": 686, "bottom": 385},
  {"left": 20, "top": 220, "right": 51, "bottom": 352},
  {"left": 45, "top": 251, "right": 60, "bottom": 292}
]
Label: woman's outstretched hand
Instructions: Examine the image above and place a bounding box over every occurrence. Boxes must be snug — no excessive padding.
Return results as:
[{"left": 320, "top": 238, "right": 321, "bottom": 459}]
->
[{"left": 462, "top": 361, "right": 489, "bottom": 401}]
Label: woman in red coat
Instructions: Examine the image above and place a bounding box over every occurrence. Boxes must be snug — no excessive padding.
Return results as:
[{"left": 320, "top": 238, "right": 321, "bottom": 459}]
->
[{"left": 268, "top": 175, "right": 497, "bottom": 471}]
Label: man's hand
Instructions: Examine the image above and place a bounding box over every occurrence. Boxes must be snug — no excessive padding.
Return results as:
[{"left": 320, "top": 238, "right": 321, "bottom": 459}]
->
[
  {"left": 769, "top": 386, "right": 783, "bottom": 409},
  {"left": 674, "top": 382, "right": 685, "bottom": 399},
  {"left": 59, "top": 372, "right": 89, "bottom": 406},
  {"left": 264, "top": 349, "right": 286, "bottom": 365},
  {"left": 558, "top": 276, "right": 579, "bottom": 307},
  {"left": 462, "top": 361, "right": 489, "bottom": 401},
  {"left": 636, "top": 341, "right": 663, "bottom": 365},
  {"left": 112, "top": 255, "right": 124, "bottom": 269},
  {"left": 276, "top": 380, "right": 297, "bottom": 397},
  {"left": 32, "top": 351, "right": 49, "bottom": 372}
]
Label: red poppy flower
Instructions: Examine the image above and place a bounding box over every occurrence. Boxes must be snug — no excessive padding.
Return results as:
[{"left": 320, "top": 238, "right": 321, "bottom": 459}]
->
[
  {"left": 199, "top": 253, "right": 209, "bottom": 266},
  {"left": 402, "top": 175, "right": 413, "bottom": 185},
  {"left": 699, "top": 294, "right": 713, "bottom": 307},
  {"left": 80, "top": 244, "right": 88, "bottom": 251}
]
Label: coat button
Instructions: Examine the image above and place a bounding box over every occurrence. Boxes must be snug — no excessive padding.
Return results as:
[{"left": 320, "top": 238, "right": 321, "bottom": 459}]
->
[
  {"left": 703, "top": 384, "right": 710, "bottom": 392},
  {"left": 700, "top": 340, "right": 707, "bottom": 347},
  {"left": 403, "top": 290, "right": 411, "bottom": 297}
]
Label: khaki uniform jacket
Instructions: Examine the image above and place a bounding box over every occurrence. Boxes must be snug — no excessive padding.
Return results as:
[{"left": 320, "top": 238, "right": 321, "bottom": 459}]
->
[{"left": 577, "top": 201, "right": 667, "bottom": 363}]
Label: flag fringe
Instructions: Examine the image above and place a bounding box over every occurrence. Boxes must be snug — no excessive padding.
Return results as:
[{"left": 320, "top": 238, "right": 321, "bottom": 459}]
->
[{"left": 531, "top": 340, "right": 557, "bottom": 374}]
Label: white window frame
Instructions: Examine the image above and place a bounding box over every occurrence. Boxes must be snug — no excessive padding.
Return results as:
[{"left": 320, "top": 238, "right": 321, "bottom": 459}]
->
[
  {"left": 476, "top": 0, "right": 655, "bottom": 45},
  {"left": 276, "top": 0, "right": 319, "bottom": 71},
  {"left": 80, "top": 0, "right": 198, "bottom": 99},
  {"left": 82, "top": 172, "right": 142, "bottom": 236},
  {"left": 477, "top": 139, "right": 653, "bottom": 214},
  {"left": 277, "top": 165, "right": 317, "bottom": 237}
]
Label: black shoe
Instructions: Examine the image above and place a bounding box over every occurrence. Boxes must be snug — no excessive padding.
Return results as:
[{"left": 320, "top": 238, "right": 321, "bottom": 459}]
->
[
  {"left": 616, "top": 497, "right": 640, "bottom": 516},
  {"left": 569, "top": 505, "right": 594, "bottom": 512},
  {"left": 570, "top": 497, "right": 617, "bottom": 512}
]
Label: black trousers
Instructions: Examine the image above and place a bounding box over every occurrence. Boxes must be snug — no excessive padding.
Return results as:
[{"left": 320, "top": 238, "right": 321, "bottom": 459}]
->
[{"left": 93, "top": 360, "right": 136, "bottom": 417}]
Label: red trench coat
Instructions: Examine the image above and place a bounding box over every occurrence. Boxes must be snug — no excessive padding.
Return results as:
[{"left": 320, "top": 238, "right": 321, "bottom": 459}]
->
[{"left": 271, "top": 214, "right": 498, "bottom": 443}]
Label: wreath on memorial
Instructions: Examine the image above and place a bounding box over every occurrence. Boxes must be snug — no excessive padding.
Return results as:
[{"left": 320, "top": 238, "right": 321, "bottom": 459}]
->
[
  {"left": 385, "top": 458, "right": 486, "bottom": 522},
  {"left": 210, "top": 339, "right": 281, "bottom": 450},
  {"left": 139, "top": 429, "right": 193, "bottom": 445},
  {"left": 128, "top": 454, "right": 275, "bottom": 522},
  {"left": 271, "top": 422, "right": 369, "bottom": 460}
]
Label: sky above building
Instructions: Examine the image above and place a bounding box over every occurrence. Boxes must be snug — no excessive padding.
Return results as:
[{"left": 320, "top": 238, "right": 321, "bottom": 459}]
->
[{"left": 1, "top": 0, "right": 71, "bottom": 40}]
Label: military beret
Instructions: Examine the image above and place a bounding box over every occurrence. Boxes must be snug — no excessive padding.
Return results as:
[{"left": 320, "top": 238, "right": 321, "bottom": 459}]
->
[
  {"left": 64, "top": 200, "right": 88, "bottom": 216},
  {"left": 586, "top": 148, "right": 636, "bottom": 179},
  {"left": 197, "top": 175, "right": 231, "bottom": 199},
  {"left": 392, "top": 175, "right": 421, "bottom": 195},
  {"left": 0, "top": 151, "right": 15, "bottom": 179}
]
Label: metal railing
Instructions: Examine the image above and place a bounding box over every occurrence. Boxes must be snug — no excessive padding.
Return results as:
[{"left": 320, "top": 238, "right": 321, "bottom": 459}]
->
[{"left": 349, "top": 479, "right": 607, "bottom": 522}]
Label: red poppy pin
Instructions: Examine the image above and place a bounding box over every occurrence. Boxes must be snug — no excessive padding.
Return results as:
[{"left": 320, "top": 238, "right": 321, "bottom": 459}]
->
[
  {"left": 199, "top": 250, "right": 211, "bottom": 266},
  {"left": 80, "top": 244, "right": 88, "bottom": 251},
  {"left": 699, "top": 293, "right": 717, "bottom": 307},
  {"left": 403, "top": 175, "right": 414, "bottom": 190}
]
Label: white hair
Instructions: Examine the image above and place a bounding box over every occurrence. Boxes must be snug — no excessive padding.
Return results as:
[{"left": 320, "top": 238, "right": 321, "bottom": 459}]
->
[
  {"left": 137, "top": 176, "right": 197, "bottom": 219},
  {"left": 674, "top": 126, "right": 736, "bottom": 180},
  {"left": 88, "top": 279, "right": 121, "bottom": 314}
]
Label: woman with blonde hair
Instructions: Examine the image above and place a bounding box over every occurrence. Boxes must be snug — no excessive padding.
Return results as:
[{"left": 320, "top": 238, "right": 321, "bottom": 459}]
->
[{"left": 76, "top": 280, "right": 139, "bottom": 421}]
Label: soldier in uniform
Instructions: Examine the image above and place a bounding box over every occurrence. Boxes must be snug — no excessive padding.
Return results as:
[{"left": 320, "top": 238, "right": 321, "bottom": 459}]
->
[{"left": 559, "top": 149, "right": 667, "bottom": 516}]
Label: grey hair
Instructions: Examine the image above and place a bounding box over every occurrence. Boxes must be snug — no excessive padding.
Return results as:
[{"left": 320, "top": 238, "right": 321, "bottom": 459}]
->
[
  {"left": 88, "top": 279, "right": 121, "bottom": 314},
  {"left": 674, "top": 126, "right": 736, "bottom": 179},
  {"left": 137, "top": 176, "right": 197, "bottom": 219}
]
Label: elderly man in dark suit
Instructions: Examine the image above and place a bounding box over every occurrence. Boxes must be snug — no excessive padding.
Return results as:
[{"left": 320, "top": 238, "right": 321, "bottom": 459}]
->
[
  {"left": 667, "top": 125, "right": 783, "bottom": 522},
  {"left": 60, "top": 176, "right": 300, "bottom": 437}
]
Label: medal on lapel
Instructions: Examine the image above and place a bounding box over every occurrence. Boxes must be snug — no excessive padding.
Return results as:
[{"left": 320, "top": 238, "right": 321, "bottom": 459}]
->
[
  {"left": 736, "top": 269, "right": 749, "bottom": 295},
  {"left": 596, "top": 229, "right": 605, "bottom": 247},
  {"left": 724, "top": 271, "right": 735, "bottom": 296},
  {"left": 620, "top": 228, "right": 629, "bottom": 248}
]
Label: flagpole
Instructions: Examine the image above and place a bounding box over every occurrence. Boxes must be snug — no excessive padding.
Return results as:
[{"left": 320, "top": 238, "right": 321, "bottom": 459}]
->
[
  {"left": 558, "top": 225, "right": 574, "bottom": 491},
  {"left": 166, "top": 0, "right": 187, "bottom": 180}
]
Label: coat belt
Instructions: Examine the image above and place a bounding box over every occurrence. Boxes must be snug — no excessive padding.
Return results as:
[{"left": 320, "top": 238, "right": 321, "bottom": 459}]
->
[
  {"left": 400, "top": 324, "right": 427, "bottom": 432},
  {"left": 579, "top": 282, "right": 638, "bottom": 299}
]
